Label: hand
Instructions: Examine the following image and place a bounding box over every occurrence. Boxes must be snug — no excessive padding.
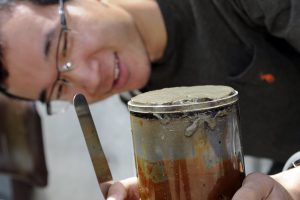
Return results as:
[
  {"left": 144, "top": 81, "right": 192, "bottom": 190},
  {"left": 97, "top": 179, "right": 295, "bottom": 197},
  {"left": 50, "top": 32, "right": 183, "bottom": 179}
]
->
[
  {"left": 105, "top": 168, "right": 300, "bottom": 200},
  {"left": 233, "top": 167, "right": 300, "bottom": 200},
  {"left": 106, "top": 177, "right": 139, "bottom": 200}
]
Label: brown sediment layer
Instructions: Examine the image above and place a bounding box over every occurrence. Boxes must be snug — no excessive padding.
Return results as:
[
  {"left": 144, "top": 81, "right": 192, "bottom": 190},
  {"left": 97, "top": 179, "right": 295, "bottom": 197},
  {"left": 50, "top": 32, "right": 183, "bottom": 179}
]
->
[{"left": 136, "top": 156, "right": 244, "bottom": 200}]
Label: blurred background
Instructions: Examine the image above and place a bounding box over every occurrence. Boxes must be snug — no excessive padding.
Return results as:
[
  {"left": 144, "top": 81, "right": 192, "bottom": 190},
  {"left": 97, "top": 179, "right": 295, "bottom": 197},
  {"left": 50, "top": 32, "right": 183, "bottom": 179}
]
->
[
  {"left": 33, "top": 95, "right": 136, "bottom": 200},
  {"left": 0, "top": 94, "right": 273, "bottom": 200}
]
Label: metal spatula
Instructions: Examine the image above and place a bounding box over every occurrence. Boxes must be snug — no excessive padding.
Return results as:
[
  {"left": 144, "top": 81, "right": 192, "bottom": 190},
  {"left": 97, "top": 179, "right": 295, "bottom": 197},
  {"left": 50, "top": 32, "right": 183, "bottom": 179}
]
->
[{"left": 73, "top": 93, "right": 113, "bottom": 198}]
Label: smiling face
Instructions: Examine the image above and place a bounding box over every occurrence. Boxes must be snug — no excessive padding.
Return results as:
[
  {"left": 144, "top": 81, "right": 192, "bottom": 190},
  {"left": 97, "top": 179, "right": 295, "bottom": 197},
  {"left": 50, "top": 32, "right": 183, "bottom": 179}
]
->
[{"left": 1, "top": 0, "right": 151, "bottom": 103}]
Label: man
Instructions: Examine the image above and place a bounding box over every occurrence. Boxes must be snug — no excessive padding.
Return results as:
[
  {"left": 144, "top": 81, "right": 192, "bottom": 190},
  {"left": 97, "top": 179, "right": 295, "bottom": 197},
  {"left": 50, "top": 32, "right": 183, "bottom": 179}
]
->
[
  {"left": 0, "top": 0, "right": 300, "bottom": 199},
  {"left": 1, "top": 0, "right": 300, "bottom": 169}
]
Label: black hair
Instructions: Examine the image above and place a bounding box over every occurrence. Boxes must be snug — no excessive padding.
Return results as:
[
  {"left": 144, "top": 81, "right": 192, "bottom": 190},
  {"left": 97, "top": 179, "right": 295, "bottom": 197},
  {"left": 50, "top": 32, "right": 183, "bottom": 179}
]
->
[
  {"left": 0, "top": 0, "right": 11, "bottom": 96},
  {"left": 0, "top": 40, "right": 8, "bottom": 87}
]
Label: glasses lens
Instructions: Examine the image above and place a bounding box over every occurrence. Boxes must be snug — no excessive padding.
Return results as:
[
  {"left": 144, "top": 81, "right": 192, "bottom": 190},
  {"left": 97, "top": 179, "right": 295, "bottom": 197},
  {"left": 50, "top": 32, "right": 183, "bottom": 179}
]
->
[
  {"left": 48, "top": 99, "right": 70, "bottom": 115},
  {"left": 47, "top": 80, "right": 76, "bottom": 115}
]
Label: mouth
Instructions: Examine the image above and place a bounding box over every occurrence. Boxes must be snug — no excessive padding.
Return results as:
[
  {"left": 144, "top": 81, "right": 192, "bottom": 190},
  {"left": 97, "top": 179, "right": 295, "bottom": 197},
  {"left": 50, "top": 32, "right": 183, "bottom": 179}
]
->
[
  {"left": 114, "top": 53, "right": 120, "bottom": 82},
  {"left": 111, "top": 52, "right": 129, "bottom": 91}
]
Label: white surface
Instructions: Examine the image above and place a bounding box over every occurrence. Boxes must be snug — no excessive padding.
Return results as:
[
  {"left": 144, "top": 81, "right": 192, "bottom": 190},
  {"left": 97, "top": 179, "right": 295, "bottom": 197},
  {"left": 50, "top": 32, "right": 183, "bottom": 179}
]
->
[{"left": 33, "top": 95, "right": 135, "bottom": 200}]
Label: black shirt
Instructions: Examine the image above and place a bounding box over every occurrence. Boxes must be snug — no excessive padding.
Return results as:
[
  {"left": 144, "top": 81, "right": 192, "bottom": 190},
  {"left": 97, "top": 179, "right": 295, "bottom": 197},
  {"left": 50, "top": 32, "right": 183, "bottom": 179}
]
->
[{"left": 124, "top": 0, "right": 300, "bottom": 162}]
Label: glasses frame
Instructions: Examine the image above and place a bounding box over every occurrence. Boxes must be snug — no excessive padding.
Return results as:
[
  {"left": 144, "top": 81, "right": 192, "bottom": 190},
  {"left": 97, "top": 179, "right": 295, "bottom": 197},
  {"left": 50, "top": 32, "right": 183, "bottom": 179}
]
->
[{"left": 46, "top": 0, "right": 70, "bottom": 115}]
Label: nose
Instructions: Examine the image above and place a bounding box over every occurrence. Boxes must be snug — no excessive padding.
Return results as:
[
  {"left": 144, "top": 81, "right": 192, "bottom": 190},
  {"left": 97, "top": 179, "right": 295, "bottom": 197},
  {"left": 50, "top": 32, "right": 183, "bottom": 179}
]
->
[{"left": 61, "top": 59, "right": 101, "bottom": 95}]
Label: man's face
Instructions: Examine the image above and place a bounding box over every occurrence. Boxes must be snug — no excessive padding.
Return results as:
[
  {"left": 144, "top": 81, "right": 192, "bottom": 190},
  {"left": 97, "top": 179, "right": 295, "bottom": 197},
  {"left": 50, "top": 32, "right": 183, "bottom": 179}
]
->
[{"left": 1, "top": 0, "right": 151, "bottom": 103}]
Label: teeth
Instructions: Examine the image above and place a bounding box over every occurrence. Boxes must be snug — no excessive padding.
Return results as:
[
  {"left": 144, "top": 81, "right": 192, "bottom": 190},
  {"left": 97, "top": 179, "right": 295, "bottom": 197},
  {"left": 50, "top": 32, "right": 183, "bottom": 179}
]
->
[{"left": 114, "top": 58, "right": 120, "bottom": 80}]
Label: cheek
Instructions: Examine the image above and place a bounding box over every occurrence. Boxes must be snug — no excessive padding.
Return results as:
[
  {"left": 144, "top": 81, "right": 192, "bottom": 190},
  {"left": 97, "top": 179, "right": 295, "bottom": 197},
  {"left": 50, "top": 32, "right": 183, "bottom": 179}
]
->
[
  {"left": 83, "top": 13, "right": 137, "bottom": 47},
  {"left": 7, "top": 65, "right": 57, "bottom": 99},
  {"left": 125, "top": 58, "right": 151, "bottom": 90}
]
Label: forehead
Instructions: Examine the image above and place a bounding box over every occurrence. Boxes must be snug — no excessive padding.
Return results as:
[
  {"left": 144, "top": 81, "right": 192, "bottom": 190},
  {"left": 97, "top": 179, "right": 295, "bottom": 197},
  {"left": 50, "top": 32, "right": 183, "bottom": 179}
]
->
[
  {"left": 5, "top": 2, "right": 57, "bottom": 26},
  {"left": 1, "top": 2, "right": 58, "bottom": 99},
  {"left": 9, "top": 4, "right": 53, "bottom": 34}
]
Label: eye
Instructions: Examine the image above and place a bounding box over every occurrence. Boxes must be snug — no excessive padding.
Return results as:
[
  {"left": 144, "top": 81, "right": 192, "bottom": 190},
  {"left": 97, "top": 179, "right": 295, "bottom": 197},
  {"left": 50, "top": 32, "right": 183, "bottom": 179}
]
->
[
  {"left": 58, "top": 29, "right": 69, "bottom": 58},
  {"left": 61, "top": 30, "right": 68, "bottom": 58},
  {"left": 56, "top": 29, "right": 70, "bottom": 70}
]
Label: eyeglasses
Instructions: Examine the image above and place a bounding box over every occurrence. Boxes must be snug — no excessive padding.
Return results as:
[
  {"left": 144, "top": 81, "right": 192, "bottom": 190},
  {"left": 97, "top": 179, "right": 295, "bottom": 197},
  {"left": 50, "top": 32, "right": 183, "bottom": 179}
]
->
[{"left": 45, "top": 0, "right": 76, "bottom": 115}]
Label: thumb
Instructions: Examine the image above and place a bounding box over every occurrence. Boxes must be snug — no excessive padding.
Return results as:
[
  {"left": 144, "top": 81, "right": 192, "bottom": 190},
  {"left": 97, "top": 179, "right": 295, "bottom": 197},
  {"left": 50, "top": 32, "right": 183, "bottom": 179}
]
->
[
  {"left": 107, "top": 182, "right": 127, "bottom": 200},
  {"left": 107, "top": 177, "right": 139, "bottom": 200},
  {"left": 232, "top": 172, "right": 273, "bottom": 200}
]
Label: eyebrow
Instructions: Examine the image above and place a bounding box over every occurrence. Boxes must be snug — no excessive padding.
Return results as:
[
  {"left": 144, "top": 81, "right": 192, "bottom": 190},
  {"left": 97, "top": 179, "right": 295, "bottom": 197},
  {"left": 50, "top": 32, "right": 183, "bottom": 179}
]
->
[{"left": 41, "top": 27, "right": 58, "bottom": 101}]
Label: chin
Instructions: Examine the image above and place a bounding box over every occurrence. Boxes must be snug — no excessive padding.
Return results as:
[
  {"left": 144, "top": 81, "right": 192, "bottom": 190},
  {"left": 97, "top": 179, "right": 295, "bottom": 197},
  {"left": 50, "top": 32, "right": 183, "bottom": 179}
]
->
[
  {"left": 83, "top": 93, "right": 112, "bottom": 104},
  {"left": 132, "top": 72, "right": 150, "bottom": 90},
  {"left": 126, "top": 81, "right": 147, "bottom": 93}
]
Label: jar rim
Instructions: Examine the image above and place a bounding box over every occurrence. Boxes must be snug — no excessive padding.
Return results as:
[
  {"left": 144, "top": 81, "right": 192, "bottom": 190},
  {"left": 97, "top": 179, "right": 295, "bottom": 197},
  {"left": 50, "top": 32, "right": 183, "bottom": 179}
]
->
[{"left": 128, "top": 90, "right": 238, "bottom": 114}]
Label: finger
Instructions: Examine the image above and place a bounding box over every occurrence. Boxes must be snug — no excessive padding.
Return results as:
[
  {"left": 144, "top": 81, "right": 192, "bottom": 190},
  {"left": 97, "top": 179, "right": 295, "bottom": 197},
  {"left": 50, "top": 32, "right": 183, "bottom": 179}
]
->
[
  {"left": 120, "top": 177, "right": 139, "bottom": 200},
  {"left": 232, "top": 172, "right": 274, "bottom": 200},
  {"left": 107, "top": 181, "right": 127, "bottom": 200},
  {"left": 266, "top": 185, "right": 293, "bottom": 200},
  {"left": 107, "top": 177, "right": 139, "bottom": 200},
  {"left": 271, "top": 167, "right": 300, "bottom": 200}
]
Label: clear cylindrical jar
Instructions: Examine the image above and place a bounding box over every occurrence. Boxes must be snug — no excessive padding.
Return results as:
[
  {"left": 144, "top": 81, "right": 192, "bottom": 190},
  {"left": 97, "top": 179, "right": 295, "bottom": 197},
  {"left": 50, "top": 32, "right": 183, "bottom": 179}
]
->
[{"left": 128, "top": 85, "right": 245, "bottom": 200}]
